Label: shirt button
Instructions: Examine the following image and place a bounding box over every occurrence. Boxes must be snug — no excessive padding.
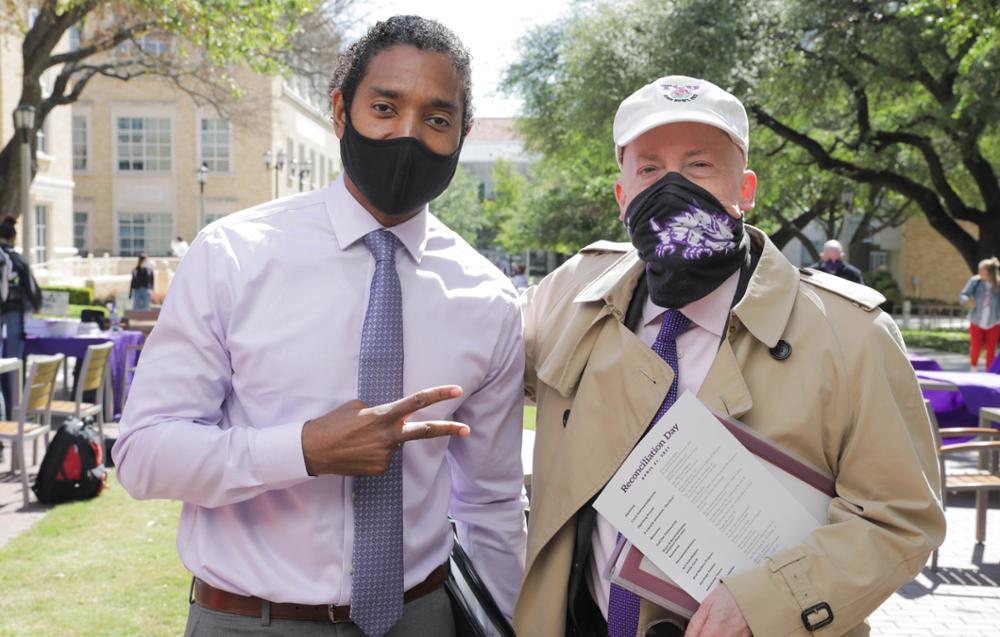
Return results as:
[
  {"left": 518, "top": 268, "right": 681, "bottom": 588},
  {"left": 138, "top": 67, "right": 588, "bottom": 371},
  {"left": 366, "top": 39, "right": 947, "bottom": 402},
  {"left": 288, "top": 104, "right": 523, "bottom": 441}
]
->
[
  {"left": 348, "top": 564, "right": 354, "bottom": 574},
  {"left": 678, "top": 351, "right": 685, "bottom": 360}
]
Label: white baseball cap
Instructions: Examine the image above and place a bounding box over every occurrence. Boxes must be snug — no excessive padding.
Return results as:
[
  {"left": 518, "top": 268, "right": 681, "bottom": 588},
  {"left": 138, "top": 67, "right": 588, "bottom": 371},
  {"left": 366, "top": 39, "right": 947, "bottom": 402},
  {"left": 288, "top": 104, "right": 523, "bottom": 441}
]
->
[{"left": 613, "top": 75, "right": 749, "bottom": 165}]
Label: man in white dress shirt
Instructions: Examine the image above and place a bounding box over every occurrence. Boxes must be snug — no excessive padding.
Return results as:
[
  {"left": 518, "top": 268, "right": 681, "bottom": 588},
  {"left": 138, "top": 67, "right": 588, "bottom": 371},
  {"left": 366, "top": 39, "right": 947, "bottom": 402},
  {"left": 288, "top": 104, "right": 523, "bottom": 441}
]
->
[{"left": 114, "top": 15, "right": 527, "bottom": 637}]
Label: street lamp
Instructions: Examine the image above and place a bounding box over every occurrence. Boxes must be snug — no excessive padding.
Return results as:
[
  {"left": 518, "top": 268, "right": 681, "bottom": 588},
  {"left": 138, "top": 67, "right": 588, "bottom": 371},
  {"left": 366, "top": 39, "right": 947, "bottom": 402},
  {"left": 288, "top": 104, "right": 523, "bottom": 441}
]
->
[
  {"left": 197, "top": 162, "right": 209, "bottom": 229},
  {"left": 291, "top": 159, "right": 312, "bottom": 193},
  {"left": 13, "top": 104, "right": 34, "bottom": 264},
  {"left": 263, "top": 148, "right": 286, "bottom": 198}
]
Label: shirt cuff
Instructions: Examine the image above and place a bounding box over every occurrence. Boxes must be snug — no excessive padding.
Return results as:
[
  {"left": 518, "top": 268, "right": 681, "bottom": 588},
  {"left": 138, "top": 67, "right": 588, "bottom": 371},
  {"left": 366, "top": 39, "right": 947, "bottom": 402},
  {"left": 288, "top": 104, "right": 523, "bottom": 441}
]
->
[{"left": 250, "top": 420, "right": 309, "bottom": 487}]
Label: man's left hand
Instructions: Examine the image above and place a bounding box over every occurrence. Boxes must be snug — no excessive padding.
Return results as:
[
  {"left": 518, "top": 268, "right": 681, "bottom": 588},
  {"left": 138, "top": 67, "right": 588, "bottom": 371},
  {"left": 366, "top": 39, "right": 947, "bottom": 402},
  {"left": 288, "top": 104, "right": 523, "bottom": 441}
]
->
[{"left": 684, "top": 584, "right": 751, "bottom": 637}]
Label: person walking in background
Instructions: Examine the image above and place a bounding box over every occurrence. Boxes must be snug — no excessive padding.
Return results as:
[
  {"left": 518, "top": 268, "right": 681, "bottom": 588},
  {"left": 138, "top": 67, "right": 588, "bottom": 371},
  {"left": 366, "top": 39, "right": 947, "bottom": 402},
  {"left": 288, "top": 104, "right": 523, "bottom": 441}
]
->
[
  {"left": 0, "top": 216, "right": 42, "bottom": 418},
  {"left": 811, "top": 239, "right": 864, "bottom": 284},
  {"left": 960, "top": 257, "right": 1000, "bottom": 371},
  {"left": 511, "top": 263, "right": 529, "bottom": 290},
  {"left": 129, "top": 255, "right": 155, "bottom": 310},
  {"left": 171, "top": 236, "right": 190, "bottom": 258}
]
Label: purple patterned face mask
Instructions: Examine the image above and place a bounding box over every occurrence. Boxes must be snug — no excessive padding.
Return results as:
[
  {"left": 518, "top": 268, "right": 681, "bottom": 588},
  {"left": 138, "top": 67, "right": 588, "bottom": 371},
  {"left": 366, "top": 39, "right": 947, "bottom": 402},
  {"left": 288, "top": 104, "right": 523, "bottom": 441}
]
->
[{"left": 625, "top": 172, "right": 748, "bottom": 308}]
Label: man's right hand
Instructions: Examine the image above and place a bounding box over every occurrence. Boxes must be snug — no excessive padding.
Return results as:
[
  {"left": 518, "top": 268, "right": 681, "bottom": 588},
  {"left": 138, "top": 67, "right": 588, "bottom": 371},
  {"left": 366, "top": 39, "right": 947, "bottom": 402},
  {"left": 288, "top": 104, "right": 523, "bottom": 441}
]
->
[{"left": 301, "top": 385, "right": 468, "bottom": 476}]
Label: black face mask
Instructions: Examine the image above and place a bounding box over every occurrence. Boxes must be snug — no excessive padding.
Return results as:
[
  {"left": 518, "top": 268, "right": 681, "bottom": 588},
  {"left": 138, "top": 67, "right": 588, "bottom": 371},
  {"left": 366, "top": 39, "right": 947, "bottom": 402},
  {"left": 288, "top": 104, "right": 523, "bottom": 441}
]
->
[
  {"left": 340, "top": 112, "right": 463, "bottom": 216},
  {"left": 625, "top": 172, "right": 748, "bottom": 309}
]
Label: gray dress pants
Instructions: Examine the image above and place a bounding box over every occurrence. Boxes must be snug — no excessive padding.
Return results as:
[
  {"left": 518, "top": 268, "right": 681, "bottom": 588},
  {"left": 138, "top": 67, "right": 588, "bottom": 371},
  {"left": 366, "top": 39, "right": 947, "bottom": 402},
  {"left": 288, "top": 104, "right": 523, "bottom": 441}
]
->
[{"left": 183, "top": 587, "right": 456, "bottom": 637}]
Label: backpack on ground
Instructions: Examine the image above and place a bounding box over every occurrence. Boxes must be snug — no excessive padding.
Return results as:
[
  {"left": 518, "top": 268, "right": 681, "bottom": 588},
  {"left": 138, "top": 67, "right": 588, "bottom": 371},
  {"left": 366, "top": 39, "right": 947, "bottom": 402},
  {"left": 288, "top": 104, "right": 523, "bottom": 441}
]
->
[{"left": 32, "top": 416, "right": 107, "bottom": 504}]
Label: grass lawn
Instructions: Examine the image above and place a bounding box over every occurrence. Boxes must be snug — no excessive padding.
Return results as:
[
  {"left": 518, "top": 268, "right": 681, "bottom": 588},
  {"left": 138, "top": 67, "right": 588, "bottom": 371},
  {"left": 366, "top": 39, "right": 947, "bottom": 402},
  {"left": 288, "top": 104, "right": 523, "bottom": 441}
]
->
[
  {"left": 0, "top": 471, "right": 189, "bottom": 636},
  {"left": 523, "top": 404, "right": 536, "bottom": 431}
]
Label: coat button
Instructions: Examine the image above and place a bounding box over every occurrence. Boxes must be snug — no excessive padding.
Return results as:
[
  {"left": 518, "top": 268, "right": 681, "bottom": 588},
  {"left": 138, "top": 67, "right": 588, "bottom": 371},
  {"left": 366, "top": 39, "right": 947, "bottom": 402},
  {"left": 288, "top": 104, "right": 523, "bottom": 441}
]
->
[{"left": 769, "top": 340, "right": 792, "bottom": 360}]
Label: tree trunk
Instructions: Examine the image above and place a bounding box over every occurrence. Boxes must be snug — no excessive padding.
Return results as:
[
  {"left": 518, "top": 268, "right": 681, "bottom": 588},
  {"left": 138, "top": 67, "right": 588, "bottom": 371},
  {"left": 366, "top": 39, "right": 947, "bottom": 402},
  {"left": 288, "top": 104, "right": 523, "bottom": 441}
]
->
[
  {"left": 0, "top": 141, "right": 25, "bottom": 220},
  {"left": 977, "top": 214, "right": 1000, "bottom": 270}
]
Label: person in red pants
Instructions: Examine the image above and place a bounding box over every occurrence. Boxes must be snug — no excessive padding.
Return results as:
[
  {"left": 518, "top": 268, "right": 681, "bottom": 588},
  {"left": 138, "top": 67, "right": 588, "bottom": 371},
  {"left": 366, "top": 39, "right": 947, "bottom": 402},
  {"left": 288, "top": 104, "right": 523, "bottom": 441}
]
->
[{"left": 960, "top": 257, "right": 1000, "bottom": 371}]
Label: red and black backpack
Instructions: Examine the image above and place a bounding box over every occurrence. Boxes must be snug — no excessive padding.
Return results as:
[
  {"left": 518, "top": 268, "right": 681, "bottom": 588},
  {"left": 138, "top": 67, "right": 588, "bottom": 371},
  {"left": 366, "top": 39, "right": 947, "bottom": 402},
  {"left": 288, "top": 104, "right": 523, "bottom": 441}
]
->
[{"left": 33, "top": 416, "right": 107, "bottom": 504}]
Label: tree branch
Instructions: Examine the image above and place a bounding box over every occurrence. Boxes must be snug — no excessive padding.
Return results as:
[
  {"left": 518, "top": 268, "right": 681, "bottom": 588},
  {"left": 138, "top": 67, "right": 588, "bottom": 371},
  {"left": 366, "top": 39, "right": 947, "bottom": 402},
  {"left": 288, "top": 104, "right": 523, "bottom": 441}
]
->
[
  {"left": 870, "top": 129, "right": 979, "bottom": 221},
  {"left": 750, "top": 104, "right": 979, "bottom": 268},
  {"left": 45, "top": 23, "right": 152, "bottom": 69},
  {"left": 769, "top": 207, "right": 822, "bottom": 253}
]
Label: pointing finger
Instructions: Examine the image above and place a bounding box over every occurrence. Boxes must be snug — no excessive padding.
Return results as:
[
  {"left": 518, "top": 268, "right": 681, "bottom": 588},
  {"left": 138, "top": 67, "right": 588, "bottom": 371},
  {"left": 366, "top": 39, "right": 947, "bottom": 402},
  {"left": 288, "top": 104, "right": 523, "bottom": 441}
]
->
[{"left": 375, "top": 385, "right": 464, "bottom": 420}]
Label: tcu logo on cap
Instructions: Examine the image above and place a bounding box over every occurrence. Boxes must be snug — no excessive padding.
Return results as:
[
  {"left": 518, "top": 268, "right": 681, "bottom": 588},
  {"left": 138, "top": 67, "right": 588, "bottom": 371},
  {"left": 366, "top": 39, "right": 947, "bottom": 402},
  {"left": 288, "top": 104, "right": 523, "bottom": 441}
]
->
[{"left": 659, "top": 83, "right": 700, "bottom": 102}]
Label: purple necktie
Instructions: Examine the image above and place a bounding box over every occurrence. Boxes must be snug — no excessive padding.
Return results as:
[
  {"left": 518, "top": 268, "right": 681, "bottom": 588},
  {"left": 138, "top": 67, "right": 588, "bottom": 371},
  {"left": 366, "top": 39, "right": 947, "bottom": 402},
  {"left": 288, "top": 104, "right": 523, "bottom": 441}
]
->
[
  {"left": 607, "top": 309, "right": 692, "bottom": 637},
  {"left": 351, "top": 230, "right": 405, "bottom": 637}
]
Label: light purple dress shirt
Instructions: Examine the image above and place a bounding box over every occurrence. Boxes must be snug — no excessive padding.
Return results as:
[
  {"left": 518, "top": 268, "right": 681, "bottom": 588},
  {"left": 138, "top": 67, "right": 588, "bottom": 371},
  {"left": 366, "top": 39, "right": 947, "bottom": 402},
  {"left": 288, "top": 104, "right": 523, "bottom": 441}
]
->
[
  {"left": 113, "top": 177, "right": 528, "bottom": 616},
  {"left": 587, "top": 271, "right": 740, "bottom": 618}
]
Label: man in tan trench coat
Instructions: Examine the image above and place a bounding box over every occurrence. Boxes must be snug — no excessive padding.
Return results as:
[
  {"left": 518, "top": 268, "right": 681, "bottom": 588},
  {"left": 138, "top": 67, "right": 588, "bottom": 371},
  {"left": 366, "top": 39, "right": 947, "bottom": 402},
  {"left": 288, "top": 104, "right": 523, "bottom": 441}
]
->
[{"left": 513, "top": 76, "right": 945, "bottom": 637}]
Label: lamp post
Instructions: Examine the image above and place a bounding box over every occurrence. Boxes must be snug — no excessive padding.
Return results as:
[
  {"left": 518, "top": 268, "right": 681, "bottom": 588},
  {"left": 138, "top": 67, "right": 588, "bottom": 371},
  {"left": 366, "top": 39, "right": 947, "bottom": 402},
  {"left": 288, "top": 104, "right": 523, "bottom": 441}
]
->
[
  {"left": 197, "top": 162, "right": 208, "bottom": 229},
  {"left": 13, "top": 104, "right": 34, "bottom": 264},
  {"left": 291, "top": 159, "right": 312, "bottom": 193},
  {"left": 263, "top": 148, "right": 286, "bottom": 198}
]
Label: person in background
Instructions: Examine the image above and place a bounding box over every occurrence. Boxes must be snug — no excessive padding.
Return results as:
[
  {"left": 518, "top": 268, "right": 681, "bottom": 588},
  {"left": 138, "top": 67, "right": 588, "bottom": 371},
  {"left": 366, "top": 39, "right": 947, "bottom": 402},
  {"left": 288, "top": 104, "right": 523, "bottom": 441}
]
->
[
  {"left": 171, "top": 236, "right": 190, "bottom": 258},
  {"left": 129, "top": 255, "right": 155, "bottom": 311},
  {"left": 511, "top": 263, "right": 529, "bottom": 289},
  {"left": 0, "top": 216, "right": 42, "bottom": 420},
  {"left": 811, "top": 239, "right": 864, "bottom": 284},
  {"left": 960, "top": 257, "right": 1000, "bottom": 371}
]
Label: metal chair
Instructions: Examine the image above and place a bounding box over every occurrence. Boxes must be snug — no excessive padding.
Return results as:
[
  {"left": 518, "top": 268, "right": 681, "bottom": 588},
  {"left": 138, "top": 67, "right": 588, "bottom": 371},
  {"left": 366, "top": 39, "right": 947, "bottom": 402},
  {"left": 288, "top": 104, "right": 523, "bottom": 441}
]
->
[
  {"left": 928, "top": 400, "right": 1000, "bottom": 570},
  {"left": 121, "top": 343, "right": 143, "bottom": 408},
  {"left": 0, "top": 355, "right": 64, "bottom": 508},
  {"left": 48, "top": 342, "right": 113, "bottom": 447}
]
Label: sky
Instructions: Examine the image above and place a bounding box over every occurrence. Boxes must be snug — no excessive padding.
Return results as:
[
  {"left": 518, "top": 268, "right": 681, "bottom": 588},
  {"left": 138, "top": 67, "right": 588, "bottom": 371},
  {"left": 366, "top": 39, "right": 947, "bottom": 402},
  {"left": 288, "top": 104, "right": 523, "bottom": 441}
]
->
[{"left": 344, "top": 0, "right": 573, "bottom": 117}]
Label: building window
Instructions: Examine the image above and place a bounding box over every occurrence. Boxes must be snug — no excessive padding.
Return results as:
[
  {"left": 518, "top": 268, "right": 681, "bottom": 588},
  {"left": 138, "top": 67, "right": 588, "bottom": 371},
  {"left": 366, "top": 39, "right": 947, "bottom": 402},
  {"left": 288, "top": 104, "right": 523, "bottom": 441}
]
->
[
  {"left": 139, "top": 34, "right": 173, "bottom": 56},
  {"left": 73, "top": 211, "right": 89, "bottom": 255},
  {"left": 116, "top": 117, "right": 171, "bottom": 172},
  {"left": 286, "top": 137, "right": 295, "bottom": 184},
  {"left": 203, "top": 213, "right": 229, "bottom": 228},
  {"left": 869, "top": 250, "right": 889, "bottom": 272},
  {"left": 36, "top": 123, "right": 47, "bottom": 154},
  {"left": 199, "top": 118, "right": 231, "bottom": 173},
  {"left": 319, "top": 155, "right": 326, "bottom": 186},
  {"left": 34, "top": 205, "right": 48, "bottom": 263},
  {"left": 72, "top": 115, "right": 88, "bottom": 170},
  {"left": 118, "top": 212, "right": 172, "bottom": 256},
  {"left": 69, "top": 26, "right": 81, "bottom": 51}
]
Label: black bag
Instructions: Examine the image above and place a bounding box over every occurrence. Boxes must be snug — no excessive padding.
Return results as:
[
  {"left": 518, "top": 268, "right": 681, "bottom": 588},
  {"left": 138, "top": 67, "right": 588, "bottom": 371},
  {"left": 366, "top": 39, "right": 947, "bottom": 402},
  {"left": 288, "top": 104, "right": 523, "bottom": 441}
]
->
[
  {"left": 32, "top": 416, "right": 107, "bottom": 504},
  {"left": 446, "top": 528, "right": 516, "bottom": 637}
]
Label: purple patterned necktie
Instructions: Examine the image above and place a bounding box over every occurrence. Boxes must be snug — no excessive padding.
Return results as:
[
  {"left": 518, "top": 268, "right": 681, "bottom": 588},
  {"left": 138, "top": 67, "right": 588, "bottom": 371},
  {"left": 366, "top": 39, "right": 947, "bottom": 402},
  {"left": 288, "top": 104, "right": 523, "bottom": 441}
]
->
[
  {"left": 351, "top": 230, "right": 405, "bottom": 637},
  {"left": 607, "top": 309, "right": 692, "bottom": 637}
]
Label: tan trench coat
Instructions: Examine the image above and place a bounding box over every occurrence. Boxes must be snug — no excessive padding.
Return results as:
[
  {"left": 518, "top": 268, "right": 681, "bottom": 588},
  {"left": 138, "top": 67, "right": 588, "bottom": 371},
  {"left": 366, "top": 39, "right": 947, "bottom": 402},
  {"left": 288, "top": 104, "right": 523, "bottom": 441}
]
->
[{"left": 513, "top": 227, "right": 945, "bottom": 637}]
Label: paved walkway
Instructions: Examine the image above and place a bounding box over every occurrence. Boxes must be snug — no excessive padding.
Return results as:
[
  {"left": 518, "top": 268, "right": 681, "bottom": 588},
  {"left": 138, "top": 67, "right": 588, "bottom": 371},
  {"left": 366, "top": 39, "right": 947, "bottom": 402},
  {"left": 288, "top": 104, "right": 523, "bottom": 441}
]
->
[{"left": 0, "top": 350, "right": 997, "bottom": 635}]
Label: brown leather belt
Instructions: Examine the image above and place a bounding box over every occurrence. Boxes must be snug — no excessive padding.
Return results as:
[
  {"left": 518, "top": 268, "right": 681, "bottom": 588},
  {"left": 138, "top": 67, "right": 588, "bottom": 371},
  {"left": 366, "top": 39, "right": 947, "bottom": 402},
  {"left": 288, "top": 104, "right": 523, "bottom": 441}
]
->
[{"left": 192, "top": 563, "right": 449, "bottom": 623}]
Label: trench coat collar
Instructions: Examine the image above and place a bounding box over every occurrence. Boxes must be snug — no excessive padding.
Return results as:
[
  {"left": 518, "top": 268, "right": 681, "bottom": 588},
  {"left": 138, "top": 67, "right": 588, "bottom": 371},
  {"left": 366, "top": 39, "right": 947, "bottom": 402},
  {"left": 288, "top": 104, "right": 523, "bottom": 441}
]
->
[
  {"left": 731, "top": 226, "right": 800, "bottom": 349},
  {"left": 572, "top": 247, "right": 645, "bottom": 313}
]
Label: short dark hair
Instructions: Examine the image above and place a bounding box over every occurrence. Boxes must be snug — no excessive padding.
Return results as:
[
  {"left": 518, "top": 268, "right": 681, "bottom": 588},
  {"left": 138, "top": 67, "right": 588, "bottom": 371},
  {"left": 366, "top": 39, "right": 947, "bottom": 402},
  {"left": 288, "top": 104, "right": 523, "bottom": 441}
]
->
[
  {"left": 329, "top": 15, "right": 474, "bottom": 133},
  {"left": 0, "top": 216, "right": 16, "bottom": 241}
]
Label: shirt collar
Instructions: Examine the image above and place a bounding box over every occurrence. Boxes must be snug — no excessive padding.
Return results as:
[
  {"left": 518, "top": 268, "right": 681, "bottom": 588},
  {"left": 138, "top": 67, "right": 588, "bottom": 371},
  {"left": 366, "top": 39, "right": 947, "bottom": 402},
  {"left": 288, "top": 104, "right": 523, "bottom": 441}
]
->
[
  {"left": 327, "top": 175, "right": 429, "bottom": 263},
  {"left": 643, "top": 269, "right": 741, "bottom": 338}
]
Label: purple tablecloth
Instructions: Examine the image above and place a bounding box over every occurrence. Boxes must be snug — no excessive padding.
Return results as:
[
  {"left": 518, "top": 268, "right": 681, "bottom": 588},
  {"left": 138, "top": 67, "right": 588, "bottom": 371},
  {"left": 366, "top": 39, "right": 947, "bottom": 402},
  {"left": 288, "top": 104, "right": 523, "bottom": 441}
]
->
[
  {"left": 25, "top": 330, "right": 145, "bottom": 417},
  {"left": 989, "top": 356, "right": 1000, "bottom": 374},
  {"left": 916, "top": 370, "right": 1000, "bottom": 429},
  {"left": 908, "top": 354, "right": 943, "bottom": 371}
]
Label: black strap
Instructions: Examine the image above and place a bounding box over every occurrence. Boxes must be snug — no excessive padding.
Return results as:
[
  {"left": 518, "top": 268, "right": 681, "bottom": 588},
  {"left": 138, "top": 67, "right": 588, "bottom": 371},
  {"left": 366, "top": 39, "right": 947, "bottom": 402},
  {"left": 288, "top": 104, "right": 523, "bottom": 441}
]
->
[{"left": 721, "top": 241, "right": 762, "bottom": 345}]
